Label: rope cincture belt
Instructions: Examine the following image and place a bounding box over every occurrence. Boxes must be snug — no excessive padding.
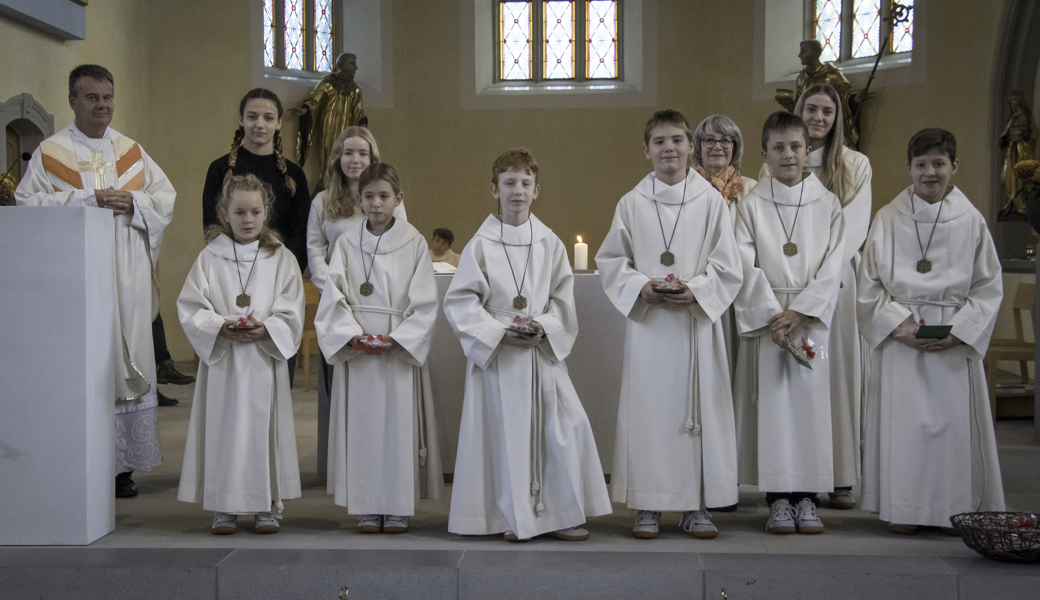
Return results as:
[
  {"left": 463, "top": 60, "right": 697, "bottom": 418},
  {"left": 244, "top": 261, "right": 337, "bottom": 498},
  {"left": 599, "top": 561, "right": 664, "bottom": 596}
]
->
[
  {"left": 488, "top": 305, "right": 546, "bottom": 516},
  {"left": 347, "top": 304, "right": 428, "bottom": 466}
]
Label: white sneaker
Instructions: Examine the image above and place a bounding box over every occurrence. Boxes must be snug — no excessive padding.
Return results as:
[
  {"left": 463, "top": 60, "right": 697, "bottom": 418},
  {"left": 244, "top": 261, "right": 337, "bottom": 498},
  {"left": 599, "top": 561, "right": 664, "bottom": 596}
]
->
[
  {"left": 681, "top": 509, "right": 718, "bottom": 539},
  {"left": 382, "top": 515, "right": 409, "bottom": 533},
  {"left": 551, "top": 526, "right": 590, "bottom": 541},
  {"left": 766, "top": 499, "right": 796, "bottom": 534},
  {"left": 211, "top": 512, "right": 237, "bottom": 535},
  {"left": 828, "top": 489, "right": 856, "bottom": 509},
  {"left": 254, "top": 512, "right": 280, "bottom": 534},
  {"left": 357, "top": 514, "right": 382, "bottom": 533},
  {"left": 795, "top": 498, "right": 824, "bottom": 534},
  {"left": 632, "top": 510, "right": 661, "bottom": 539}
]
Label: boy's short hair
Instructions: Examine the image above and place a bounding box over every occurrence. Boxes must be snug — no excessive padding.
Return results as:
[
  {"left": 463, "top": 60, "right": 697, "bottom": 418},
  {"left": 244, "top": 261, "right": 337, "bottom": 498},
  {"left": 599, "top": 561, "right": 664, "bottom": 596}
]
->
[
  {"left": 433, "top": 227, "right": 455, "bottom": 245},
  {"left": 491, "top": 148, "right": 539, "bottom": 185},
  {"left": 644, "top": 109, "right": 693, "bottom": 145},
  {"left": 907, "top": 128, "right": 957, "bottom": 164},
  {"left": 761, "top": 111, "right": 811, "bottom": 150}
]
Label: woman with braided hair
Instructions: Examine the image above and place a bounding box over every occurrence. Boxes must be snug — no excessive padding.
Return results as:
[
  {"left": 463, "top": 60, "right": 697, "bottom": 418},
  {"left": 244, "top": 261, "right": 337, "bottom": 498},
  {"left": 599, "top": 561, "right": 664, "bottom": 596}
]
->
[{"left": 203, "top": 88, "right": 310, "bottom": 385}]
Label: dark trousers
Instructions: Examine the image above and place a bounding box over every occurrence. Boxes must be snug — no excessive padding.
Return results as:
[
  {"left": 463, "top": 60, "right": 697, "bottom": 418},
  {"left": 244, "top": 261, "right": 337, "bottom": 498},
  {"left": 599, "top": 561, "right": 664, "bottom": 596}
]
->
[{"left": 152, "top": 313, "right": 172, "bottom": 364}]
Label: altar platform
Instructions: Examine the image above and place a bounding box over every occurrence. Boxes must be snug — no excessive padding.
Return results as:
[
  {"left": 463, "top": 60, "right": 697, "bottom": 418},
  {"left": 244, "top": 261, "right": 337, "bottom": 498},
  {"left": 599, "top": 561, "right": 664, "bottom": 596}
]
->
[{"left": 2, "top": 368, "right": 1039, "bottom": 599}]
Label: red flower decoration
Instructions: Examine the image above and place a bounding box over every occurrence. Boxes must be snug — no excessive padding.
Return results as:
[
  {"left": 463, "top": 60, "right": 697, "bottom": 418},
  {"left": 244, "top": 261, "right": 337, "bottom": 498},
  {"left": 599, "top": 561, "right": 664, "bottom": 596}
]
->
[{"left": 800, "top": 338, "right": 816, "bottom": 360}]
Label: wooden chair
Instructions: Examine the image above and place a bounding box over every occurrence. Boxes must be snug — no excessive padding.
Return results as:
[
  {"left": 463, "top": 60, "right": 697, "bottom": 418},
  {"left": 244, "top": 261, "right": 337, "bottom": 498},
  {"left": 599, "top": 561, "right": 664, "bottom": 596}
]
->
[
  {"left": 298, "top": 279, "right": 321, "bottom": 392},
  {"left": 983, "top": 283, "right": 1035, "bottom": 420}
]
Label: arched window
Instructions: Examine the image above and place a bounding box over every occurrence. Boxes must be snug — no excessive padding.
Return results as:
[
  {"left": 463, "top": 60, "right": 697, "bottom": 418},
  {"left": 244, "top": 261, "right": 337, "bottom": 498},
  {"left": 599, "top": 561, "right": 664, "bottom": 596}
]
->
[
  {"left": 810, "top": 0, "right": 914, "bottom": 64},
  {"left": 264, "top": 0, "right": 338, "bottom": 72}
]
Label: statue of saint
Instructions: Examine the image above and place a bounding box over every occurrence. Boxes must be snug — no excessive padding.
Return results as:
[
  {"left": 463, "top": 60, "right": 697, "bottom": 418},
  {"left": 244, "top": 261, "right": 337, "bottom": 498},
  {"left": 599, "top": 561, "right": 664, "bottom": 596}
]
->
[
  {"left": 998, "top": 91, "right": 1038, "bottom": 217},
  {"left": 775, "top": 40, "right": 868, "bottom": 149},
  {"left": 293, "top": 52, "right": 368, "bottom": 168}
]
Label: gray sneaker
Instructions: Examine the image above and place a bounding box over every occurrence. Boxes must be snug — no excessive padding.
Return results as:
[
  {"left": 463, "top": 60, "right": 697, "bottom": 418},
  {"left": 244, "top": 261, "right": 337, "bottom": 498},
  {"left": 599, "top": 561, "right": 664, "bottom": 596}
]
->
[
  {"left": 254, "top": 512, "right": 280, "bottom": 534},
  {"left": 211, "top": 512, "right": 237, "bottom": 535},
  {"left": 766, "top": 499, "right": 796, "bottom": 534},
  {"left": 632, "top": 510, "right": 661, "bottom": 539},
  {"left": 357, "top": 514, "right": 382, "bottom": 533},
  {"left": 551, "top": 526, "right": 590, "bottom": 541},
  {"left": 681, "top": 509, "right": 718, "bottom": 539},
  {"left": 382, "top": 515, "right": 409, "bottom": 533},
  {"left": 795, "top": 498, "right": 824, "bottom": 534},
  {"left": 828, "top": 489, "right": 856, "bottom": 509}
]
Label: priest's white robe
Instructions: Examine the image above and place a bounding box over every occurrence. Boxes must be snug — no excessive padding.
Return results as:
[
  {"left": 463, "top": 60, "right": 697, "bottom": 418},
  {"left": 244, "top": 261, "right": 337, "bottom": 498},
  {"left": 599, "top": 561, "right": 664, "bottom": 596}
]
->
[
  {"left": 314, "top": 218, "right": 444, "bottom": 515},
  {"left": 176, "top": 236, "right": 303, "bottom": 514},
  {"left": 857, "top": 186, "right": 1004, "bottom": 528},
  {"left": 16, "top": 123, "right": 175, "bottom": 473},
  {"left": 596, "top": 169, "right": 744, "bottom": 510},
  {"left": 763, "top": 148, "right": 872, "bottom": 487},
  {"left": 732, "top": 174, "right": 845, "bottom": 493},
  {"left": 444, "top": 214, "right": 611, "bottom": 539}
]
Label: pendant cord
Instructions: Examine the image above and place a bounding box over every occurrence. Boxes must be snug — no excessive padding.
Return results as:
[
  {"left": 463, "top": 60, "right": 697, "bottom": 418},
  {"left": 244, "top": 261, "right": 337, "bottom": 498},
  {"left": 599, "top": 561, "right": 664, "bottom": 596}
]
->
[
  {"left": 770, "top": 178, "right": 805, "bottom": 245},
  {"left": 500, "top": 217, "right": 533, "bottom": 301},
  {"left": 911, "top": 192, "right": 944, "bottom": 265},
  {"left": 232, "top": 240, "right": 260, "bottom": 301},
  {"left": 652, "top": 173, "right": 690, "bottom": 256},
  {"left": 359, "top": 218, "right": 388, "bottom": 287}
]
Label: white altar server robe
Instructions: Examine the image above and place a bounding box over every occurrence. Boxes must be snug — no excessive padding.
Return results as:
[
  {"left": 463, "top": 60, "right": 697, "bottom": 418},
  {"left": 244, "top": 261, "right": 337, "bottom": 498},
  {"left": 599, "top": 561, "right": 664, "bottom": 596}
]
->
[
  {"left": 732, "top": 174, "right": 845, "bottom": 493},
  {"left": 596, "top": 170, "right": 744, "bottom": 510},
  {"left": 16, "top": 124, "right": 175, "bottom": 411},
  {"left": 721, "top": 176, "right": 759, "bottom": 377},
  {"left": 764, "top": 149, "right": 872, "bottom": 487},
  {"left": 306, "top": 191, "right": 407, "bottom": 293},
  {"left": 857, "top": 186, "right": 1004, "bottom": 527},
  {"left": 176, "top": 236, "right": 304, "bottom": 514},
  {"left": 315, "top": 219, "right": 444, "bottom": 515},
  {"left": 444, "top": 214, "right": 612, "bottom": 539}
]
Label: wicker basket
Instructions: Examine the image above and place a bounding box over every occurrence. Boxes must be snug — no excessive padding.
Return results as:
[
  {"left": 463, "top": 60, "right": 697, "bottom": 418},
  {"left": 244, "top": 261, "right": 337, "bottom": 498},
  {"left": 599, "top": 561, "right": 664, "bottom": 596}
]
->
[{"left": 950, "top": 512, "right": 1040, "bottom": 563}]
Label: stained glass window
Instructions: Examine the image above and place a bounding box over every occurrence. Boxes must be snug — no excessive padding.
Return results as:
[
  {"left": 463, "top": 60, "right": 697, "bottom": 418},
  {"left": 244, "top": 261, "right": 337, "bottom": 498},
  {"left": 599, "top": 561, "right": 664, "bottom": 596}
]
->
[
  {"left": 586, "top": 1, "right": 617, "bottom": 79},
  {"left": 890, "top": 0, "right": 914, "bottom": 53},
  {"left": 263, "top": 0, "right": 276, "bottom": 67},
  {"left": 851, "top": 0, "right": 880, "bottom": 58},
  {"left": 314, "top": 0, "right": 335, "bottom": 72},
  {"left": 813, "top": 0, "right": 842, "bottom": 62},
  {"left": 284, "top": 0, "right": 305, "bottom": 70},
  {"left": 544, "top": 2, "right": 574, "bottom": 79},
  {"left": 501, "top": 2, "right": 533, "bottom": 80}
]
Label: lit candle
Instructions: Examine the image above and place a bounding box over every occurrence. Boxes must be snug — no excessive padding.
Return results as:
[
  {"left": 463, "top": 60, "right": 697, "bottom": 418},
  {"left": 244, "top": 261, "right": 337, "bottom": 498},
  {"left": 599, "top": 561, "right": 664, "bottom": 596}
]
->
[{"left": 574, "top": 235, "right": 588, "bottom": 270}]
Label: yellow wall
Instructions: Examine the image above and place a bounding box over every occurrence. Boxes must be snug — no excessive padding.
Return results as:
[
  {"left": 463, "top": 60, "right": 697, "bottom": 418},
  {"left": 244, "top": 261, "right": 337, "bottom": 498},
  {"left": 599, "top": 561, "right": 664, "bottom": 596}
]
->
[{"left": 0, "top": 0, "right": 1012, "bottom": 360}]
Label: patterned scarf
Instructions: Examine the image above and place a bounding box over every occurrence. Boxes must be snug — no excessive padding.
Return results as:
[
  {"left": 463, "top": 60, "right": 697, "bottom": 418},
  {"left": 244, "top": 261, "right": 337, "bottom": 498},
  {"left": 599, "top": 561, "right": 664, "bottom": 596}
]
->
[{"left": 695, "top": 164, "right": 744, "bottom": 205}]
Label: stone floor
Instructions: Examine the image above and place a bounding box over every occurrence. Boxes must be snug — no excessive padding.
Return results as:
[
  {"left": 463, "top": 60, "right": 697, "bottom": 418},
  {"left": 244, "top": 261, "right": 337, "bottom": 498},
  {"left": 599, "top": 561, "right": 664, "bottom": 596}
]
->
[{"left": 3, "top": 362, "right": 1039, "bottom": 599}]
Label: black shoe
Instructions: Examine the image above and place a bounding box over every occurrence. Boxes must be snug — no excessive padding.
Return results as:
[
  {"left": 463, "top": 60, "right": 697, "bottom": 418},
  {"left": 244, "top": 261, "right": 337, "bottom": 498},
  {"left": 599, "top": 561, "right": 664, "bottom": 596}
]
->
[
  {"left": 157, "top": 391, "right": 179, "bottom": 407},
  {"left": 115, "top": 472, "right": 138, "bottom": 498},
  {"left": 156, "top": 359, "right": 195, "bottom": 385}
]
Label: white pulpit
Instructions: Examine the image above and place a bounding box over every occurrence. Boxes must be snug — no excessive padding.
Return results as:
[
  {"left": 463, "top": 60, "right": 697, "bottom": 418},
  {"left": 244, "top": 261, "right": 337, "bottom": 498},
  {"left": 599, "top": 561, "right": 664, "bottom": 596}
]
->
[{"left": 0, "top": 207, "right": 117, "bottom": 545}]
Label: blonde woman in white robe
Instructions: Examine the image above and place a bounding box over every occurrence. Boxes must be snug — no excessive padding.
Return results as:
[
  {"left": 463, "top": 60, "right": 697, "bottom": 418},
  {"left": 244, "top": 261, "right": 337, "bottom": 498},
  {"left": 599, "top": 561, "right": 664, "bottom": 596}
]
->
[
  {"left": 857, "top": 129, "right": 1003, "bottom": 534},
  {"left": 761, "top": 84, "right": 872, "bottom": 510},
  {"left": 177, "top": 174, "right": 304, "bottom": 535},
  {"left": 444, "top": 149, "right": 611, "bottom": 542},
  {"left": 735, "top": 113, "right": 845, "bottom": 534},
  {"left": 314, "top": 163, "right": 443, "bottom": 534}
]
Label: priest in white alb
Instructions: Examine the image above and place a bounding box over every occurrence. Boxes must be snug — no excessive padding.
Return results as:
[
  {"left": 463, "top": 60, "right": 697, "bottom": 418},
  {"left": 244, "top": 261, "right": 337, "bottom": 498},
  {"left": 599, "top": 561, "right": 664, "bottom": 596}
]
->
[{"left": 15, "top": 65, "right": 176, "bottom": 498}]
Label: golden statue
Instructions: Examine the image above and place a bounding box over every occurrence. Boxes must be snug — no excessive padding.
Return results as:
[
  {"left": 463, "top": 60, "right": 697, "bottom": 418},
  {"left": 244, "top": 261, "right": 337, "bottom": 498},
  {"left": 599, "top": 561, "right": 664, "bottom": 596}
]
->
[
  {"left": 775, "top": 40, "right": 868, "bottom": 149},
  {"left": 999, "top": 91, "right": 1038, "bottom": 216},
  {"left": 293, "top": 52, "right": 368, "bottom": 168}
]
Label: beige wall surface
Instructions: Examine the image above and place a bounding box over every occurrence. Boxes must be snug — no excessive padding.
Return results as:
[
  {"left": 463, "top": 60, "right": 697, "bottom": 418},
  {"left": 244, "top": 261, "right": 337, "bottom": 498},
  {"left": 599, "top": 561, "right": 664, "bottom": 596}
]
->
[{"left": 0, "top": 0, "right": 1010, "bottom": 360}]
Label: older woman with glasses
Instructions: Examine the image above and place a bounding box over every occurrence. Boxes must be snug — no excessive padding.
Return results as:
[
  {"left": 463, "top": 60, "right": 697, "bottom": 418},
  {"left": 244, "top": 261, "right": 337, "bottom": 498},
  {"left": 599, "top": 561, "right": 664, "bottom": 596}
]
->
[{"left": 692, "top": 115, "right": 757, "bottom": 224}]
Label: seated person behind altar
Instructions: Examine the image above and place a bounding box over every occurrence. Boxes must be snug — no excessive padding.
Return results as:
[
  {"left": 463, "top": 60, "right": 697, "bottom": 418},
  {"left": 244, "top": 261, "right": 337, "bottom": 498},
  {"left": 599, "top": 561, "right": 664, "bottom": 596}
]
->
[{"left": 430, "top": 227, "right": 460, "bottom": 268}]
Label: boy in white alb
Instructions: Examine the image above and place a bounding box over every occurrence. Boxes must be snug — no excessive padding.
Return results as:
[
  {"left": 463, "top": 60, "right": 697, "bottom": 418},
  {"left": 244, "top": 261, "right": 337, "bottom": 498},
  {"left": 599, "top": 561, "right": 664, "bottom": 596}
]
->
[
  {"left": 444, "top": 148, "right": 612, "bottom": 542},
  {"left": 732, "top": 112, "right": 845, "bottom": 534},
  {"left": 857, "top": 128, "right": 1004, "bottom": 534},
  {"left": 596, "top": 110, "right": 744, "bottom": 539}
]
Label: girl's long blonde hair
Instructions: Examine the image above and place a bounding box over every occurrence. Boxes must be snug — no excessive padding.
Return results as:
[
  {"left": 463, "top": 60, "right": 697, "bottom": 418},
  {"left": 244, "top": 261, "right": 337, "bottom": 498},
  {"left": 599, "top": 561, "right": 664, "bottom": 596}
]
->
[
  {"left": 204, "top": 173, "right": 283, "bottom": 251},
  {"left": 795, "top": 84, "right": 852, "bottom": 205},
  {"left": 323, "top": 126, "right": 381, "bottom": 221}
]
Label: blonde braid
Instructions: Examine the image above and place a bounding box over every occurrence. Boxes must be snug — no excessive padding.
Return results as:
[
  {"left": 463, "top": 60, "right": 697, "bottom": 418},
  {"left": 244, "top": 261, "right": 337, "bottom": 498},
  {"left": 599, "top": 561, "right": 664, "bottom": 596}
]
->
[
  {"left": 223, "top": 127, "right": 245, "bottom": 186},
  {"left": 273, "top": 130, "right": 297, "bottom": 195}
]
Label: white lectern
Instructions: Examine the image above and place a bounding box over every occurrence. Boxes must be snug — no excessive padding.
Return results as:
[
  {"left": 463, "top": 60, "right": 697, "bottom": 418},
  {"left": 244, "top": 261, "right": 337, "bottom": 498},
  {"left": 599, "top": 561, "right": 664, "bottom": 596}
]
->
[{"left": 0, "top": 207, "right": 117, "bottom": 545}]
